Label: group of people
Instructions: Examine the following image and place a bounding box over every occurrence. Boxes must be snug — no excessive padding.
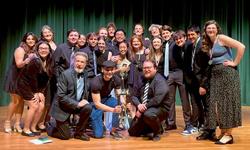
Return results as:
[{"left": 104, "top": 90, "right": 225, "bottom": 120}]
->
[{"left": 3, "top": 20, "right": 245, "bottom": 144}]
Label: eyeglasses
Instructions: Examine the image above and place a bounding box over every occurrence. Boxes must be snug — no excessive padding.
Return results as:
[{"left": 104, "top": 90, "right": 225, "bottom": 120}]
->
[
  {"left": 143, "top": 66, "right": 154, "bottom": 70},
  {"left": 39, "top": 47, "right": 49, "bottom": 50}
]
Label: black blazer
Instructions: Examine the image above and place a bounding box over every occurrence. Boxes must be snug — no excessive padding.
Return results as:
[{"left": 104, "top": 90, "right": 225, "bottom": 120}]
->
[
  {"left": 131, "top": 73, "right": 169, "bottom": 111},
  {"left": 49, "top": 68, "right": 89, "bottom": 122}
]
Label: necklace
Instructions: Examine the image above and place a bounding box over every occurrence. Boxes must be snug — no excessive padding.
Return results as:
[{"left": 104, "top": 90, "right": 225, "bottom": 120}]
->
[{"left": 155, "top": 54, "right": 162, "bottom": 66}]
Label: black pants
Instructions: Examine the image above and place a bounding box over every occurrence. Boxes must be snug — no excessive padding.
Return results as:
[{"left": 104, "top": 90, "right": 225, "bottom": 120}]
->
[
  {"left": 52, "top": 104, "right": 92, "bottom": 140},
  {"left": 128, "top": 107, "right": 166, "bottom": 136}
]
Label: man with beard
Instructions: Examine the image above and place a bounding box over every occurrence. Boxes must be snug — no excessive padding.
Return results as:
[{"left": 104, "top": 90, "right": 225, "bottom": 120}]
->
[
  {"left": 49, "top": 52, "right": 92, "bottom": 141},
  {"left": 128, "top": 59, "right": 169, "bottom": 141},
  {"left": 90, "top": 60, "right": 125, "bottom": 139}
]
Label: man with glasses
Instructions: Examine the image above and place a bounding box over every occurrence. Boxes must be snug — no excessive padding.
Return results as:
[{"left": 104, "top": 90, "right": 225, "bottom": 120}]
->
[{"left": 128, "top": 59, "right": 169, "bottom": 141}]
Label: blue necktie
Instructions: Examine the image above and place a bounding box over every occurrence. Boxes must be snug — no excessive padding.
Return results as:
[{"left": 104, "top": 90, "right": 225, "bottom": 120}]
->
[
  {"left": 76, "top": 77, "right": 84, "bottom": 101},
  {"left": 164, "top": 42, "right": 169, "bottom": 77}
]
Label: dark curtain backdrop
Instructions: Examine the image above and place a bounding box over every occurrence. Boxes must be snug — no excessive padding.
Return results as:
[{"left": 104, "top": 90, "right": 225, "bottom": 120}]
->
[{"left": 0, "top": 0, "right": 249, "bottom": 105}]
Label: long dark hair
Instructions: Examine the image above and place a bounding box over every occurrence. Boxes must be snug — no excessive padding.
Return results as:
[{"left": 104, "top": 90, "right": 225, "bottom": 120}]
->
[
  {"left": 19, "top": 32, "right": 38, "bottom": 53},
  {"left": 202, "top": 20, "right": 222, "bottom": 53},
  {"left": 35, "top": 41, "right": 53, "bottom": 77}
]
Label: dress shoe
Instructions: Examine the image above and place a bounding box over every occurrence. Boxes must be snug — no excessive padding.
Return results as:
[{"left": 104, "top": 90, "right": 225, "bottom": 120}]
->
[
  {"left": 4, "top": 120, "right": 12, "bottom": 133},
  {"left": 165, "top": 124, "right": 177, "bottom": 131},
  {"left": 75, "top": 133, "right": 90, "bottom": 141},
  {"left": 37, "top": 124, "right": 46, "bottom": 132},
  {"left": 215, "top": 135, "right": 234, "bottom": 145},
  {"left": 21, "top": 130, "right": 35, "bottom": 137},
  {"left": 151, "top": 134, "right": 161, "bottom": 141},
  {"left": 31, "top": 130, "right": 41, "bottom": 136},
  {"left": 196, "top": 131, "right": 217, "bottom": 141}
]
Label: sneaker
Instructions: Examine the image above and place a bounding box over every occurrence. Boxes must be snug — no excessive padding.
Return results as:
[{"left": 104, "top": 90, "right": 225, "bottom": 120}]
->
[
  {"left": 110, "top": 131, "right": 123, "bottom": 139},
  {"left": 181, "top": 125, "right": 198, "bottom": 135}
]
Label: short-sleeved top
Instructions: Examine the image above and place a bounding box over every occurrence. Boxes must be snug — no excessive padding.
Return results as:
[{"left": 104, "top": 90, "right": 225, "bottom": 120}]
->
[
  {"left": 91, "top": 74, "right": 121, "bottom": 98},
  {"left": 16, "top": 57, "right": 49, "bottom": 100}
]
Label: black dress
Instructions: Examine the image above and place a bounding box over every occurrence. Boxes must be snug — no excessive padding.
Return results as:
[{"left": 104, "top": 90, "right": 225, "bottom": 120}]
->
[
  {"left": 16, "top": 57, "right": 49, "bottom": 100},
  {"left": 3, "top": 53, "right": 28, "bottom": 94}
]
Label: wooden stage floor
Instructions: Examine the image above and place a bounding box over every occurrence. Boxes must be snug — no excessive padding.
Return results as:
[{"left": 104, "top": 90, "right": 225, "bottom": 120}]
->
[{"left": 1, "top": 106, "right": 250, "bottom": 150}]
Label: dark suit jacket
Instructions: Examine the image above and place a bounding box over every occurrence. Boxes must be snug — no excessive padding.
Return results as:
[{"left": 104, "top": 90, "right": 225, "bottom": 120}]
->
[
  {"left": 52, "top": 42, "right": 79, "bottom": 79},
  {"left": 131, "top": 73, "right": 169, "bottom": 111},
  {"left": 49, "top": 68, "right": 89, "bottom": 122},
  {"left": 183, "top": 38, "right": 210, "bottom": 88}
]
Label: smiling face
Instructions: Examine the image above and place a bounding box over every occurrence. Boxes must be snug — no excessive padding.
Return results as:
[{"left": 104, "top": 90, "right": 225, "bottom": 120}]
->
[
  {"left": 26, "top": 35, "right": 37, "bottom": 48},
  {"left": 68, "top": 31, "right": 79, "bottom": 45},
  {"left": 102, "top": 67, "right": 115, "bottom": 81},
  {"left": 143, "top": 60, "right": 157, "bottom": 79},
  {"left": 187, "top": 31, "right": 199, "bottom": 44},
  {"left": 151, "top": 27, "right": 160, "bottom": 37},
  {"left": 152, "top": 37, "right": 162, "bottom": 50},
  {"left": 205, "top": 23, "right": 218, "bottom": 39},
  {"left": 119, "top": 42, "right": 128, "bottom": 55},
  {"left": 161, "top": 30, "right": 172, "bottom": 41},
  {"left": 38, "top": 43, "right": 50, "bottom": 59},
  {"left": 175, "top": 36, "right": 186, "bottom": 47},
  {"left": 74, "top": 54, "right": 87, "bottom": 73},
  {"left": 99, "top": 29, "right": 108, "bottom": 38},
  {"left": 97, "top": 38, "right": 106, "bottom": 51},
  {"left": 88, "top": 35, "right": 98, "bottom": 48},
  {"left": 132, "top": 37, "right": 142, "bottom": 50},
  {"left": 42, "top": 28, "right": 53, "bottom": 42},
  {"left": 134, "top": 24, "right": 144, "bottom": 36},
  {"left": 77, "top": 34, "right": 86, "bottom": 47}
]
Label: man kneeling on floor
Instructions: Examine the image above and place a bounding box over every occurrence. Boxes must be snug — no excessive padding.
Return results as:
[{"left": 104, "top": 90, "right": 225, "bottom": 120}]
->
[
  {"left": 128, "top": 59, "right": 169, "bottom": 141},
  {"left": 90, "top": 60, "right": 125, "bottom": 139},
  {"left": 49, "top": 52, "right": 92, "bottom": 141}
]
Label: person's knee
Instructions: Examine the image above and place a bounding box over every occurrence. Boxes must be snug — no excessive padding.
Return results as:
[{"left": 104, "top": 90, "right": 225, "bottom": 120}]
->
[
  {"left": 108, "top": 97, "right": 118, "bottom": 107},
  {"left": 93, "top": 125, "right": 104, "bottom": 138},
  {"left": 143, "top": 111, "right": 156, "bottom": 122}
]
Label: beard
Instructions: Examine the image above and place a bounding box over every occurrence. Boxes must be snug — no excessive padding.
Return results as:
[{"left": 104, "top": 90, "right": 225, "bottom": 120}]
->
[{"left": 74, "top": 67, "right": 84, "bottom": 73}]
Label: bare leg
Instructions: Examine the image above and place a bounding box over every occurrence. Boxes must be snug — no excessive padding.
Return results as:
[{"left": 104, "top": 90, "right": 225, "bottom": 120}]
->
[
  {"left": 4, "top": 94, "right": 23, "bottom": 133},
  {"left": 31, "top": 101, "right": 44, "bottom": 131},
  {"left": 23, "top": 100, "right": 38, "bottom": 133},
  {"left": 14, "top": 95, "right": 24, "bottom": 132},
  {"left": 37, "top": 107, "right": 47, "bottom": 130}
]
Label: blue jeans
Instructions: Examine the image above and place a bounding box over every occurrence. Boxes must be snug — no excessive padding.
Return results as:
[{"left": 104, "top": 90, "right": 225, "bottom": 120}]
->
[{"left": 90, "top": 97, "right": 119, "bottom": 138}]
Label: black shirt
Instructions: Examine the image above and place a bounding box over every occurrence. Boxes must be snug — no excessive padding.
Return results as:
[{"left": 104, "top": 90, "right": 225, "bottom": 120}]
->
[{"left": 91, "top": 74, "right": 121, "bottom": 99}]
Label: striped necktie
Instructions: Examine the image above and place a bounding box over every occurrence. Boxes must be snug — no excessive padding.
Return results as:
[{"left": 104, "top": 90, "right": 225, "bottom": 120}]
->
[{"left": 142, "top": 81, "right": 150, "bottom": 104}]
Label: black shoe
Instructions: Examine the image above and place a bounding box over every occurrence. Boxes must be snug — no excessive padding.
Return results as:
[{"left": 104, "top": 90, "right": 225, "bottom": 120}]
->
[
  {"left": 75, "top": 133, "right": 90, "bottom": 141},
  {"left": 215, "top": 135, "right": 233, "bottom": 145},
  {"left": 110, "top": 131, "right": 123, "bottom": 139},
  {"left": 31, "top": 130, "right": 41, "bottom": 136},
  {"left": 21, "top": 131, "right": 35, "bottom": 137},
  {"left": 196, "top": 131, "right": 217, "bottom": 141},
  {"left": 165, "top": 124, "right": 177, "bottom": 130},
  {"left": 151, "top": 134, "right": 161, "bottom": 141}
]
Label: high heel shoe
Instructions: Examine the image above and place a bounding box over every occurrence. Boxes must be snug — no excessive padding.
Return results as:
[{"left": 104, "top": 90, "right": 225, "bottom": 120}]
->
[
  {"left": 215, "top": 135, "right": 234, "bottom": 144},
  {"left": 37, "top": 124, "right": 46, "bottom": 132},
  {"left": 14, "top": 123, "right": 23, "bottom": 133},
  {"left": 4, "top": 120, "right": 12, "bottom": 133}
]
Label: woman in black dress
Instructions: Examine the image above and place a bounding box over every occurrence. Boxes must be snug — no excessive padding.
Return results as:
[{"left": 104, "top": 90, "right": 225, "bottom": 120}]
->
[
  {"left": 16, "top": 41, "right": 53, "bottom": 136},
  {"left": 3, "top": 32, "right": 37, "bottom": 133}
]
